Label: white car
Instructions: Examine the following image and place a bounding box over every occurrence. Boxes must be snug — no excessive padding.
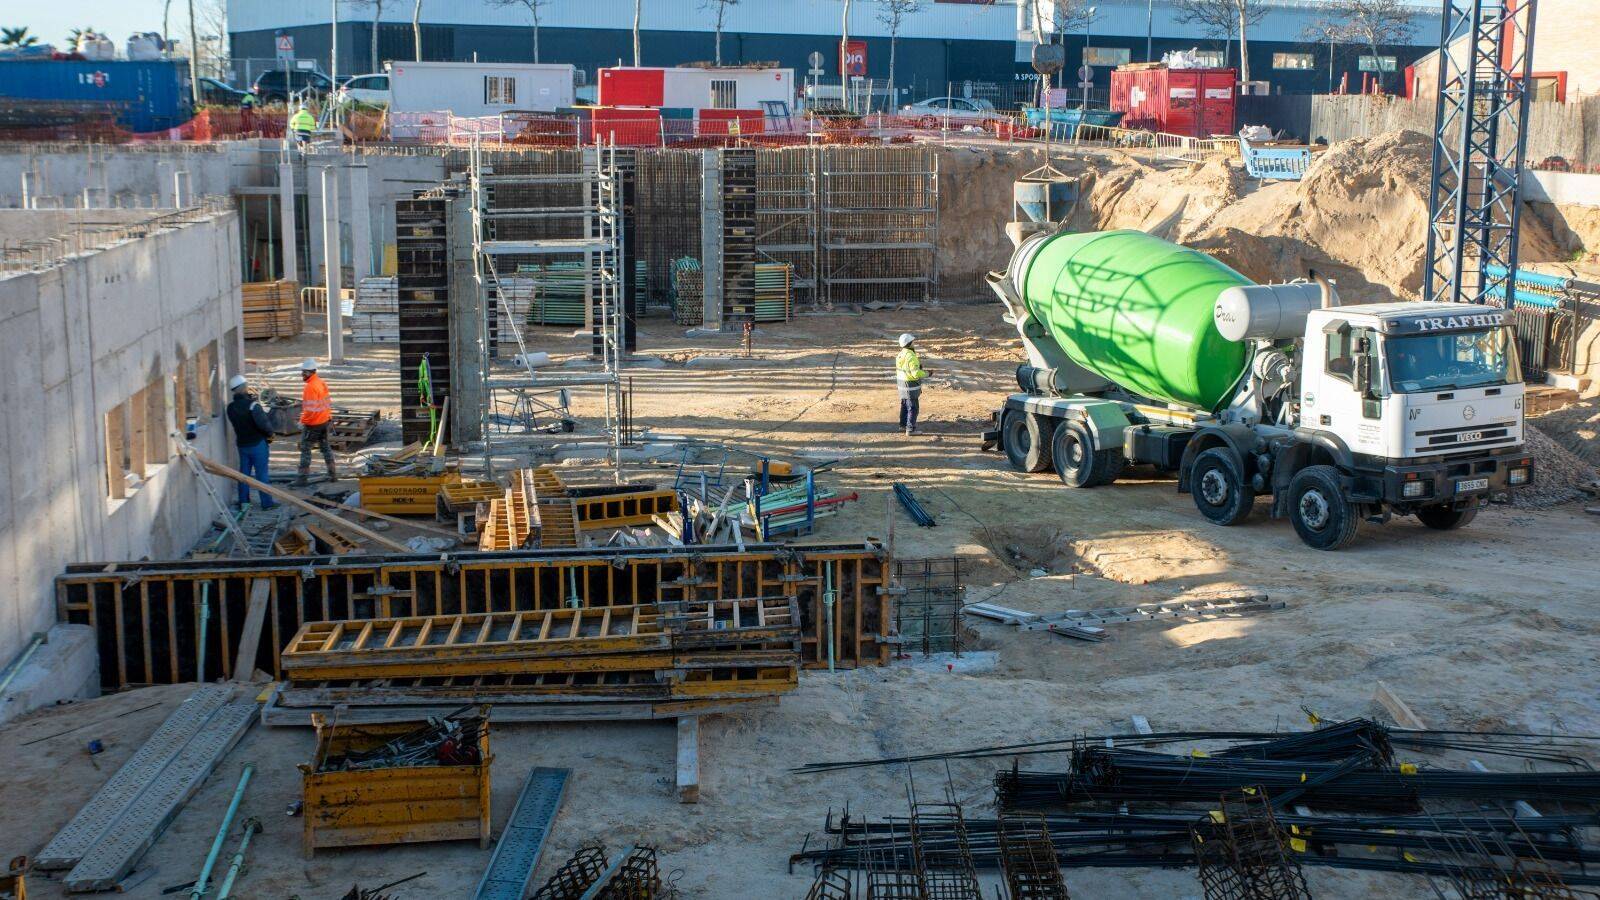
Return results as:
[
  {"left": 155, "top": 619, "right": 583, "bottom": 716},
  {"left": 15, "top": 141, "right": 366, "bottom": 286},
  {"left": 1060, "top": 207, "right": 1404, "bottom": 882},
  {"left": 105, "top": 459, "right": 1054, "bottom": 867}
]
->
[
  {"left": 900, "top": 96, "right": 998, "bottom": 128},
  {"left": 338, "top": 73, "right": 391, "bottom": 108}
]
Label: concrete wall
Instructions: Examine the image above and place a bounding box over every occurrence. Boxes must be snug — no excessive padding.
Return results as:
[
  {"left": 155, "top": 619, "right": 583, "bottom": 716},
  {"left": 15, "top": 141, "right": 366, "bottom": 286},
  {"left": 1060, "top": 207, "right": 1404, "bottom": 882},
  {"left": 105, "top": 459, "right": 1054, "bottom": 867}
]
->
[
  {"left": 0, "top": 210, "right": 243, "bottom": 667},
  {"left": 0, "top": 143, "right": 262, "bottom": 210}
]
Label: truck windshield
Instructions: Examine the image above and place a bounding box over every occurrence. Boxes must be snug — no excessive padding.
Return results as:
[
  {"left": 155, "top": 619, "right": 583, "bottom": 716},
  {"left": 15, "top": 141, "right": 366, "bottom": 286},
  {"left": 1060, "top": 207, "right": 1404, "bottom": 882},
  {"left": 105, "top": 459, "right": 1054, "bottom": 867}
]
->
[{"left": 1386, "top": 327, "right": 1521, "bottom": 393}]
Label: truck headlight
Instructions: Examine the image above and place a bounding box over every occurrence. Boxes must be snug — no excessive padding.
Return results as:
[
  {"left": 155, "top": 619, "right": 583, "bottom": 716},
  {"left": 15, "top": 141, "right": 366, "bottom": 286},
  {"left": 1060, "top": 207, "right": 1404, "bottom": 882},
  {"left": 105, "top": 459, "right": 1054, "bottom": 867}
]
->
[
  {"left": 1402, "top": 480, "right": 1428, "bottom": 498},
  {"left": 1509, "top": 467, "right": 1529, "bottom": 485}
]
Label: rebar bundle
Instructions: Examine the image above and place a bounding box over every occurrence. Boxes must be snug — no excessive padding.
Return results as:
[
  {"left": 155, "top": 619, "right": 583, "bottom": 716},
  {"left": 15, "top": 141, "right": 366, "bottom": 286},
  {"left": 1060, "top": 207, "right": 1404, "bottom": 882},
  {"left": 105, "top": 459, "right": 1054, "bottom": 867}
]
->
[
  {"left": 997, "top": 814, "right": 1071, "bottom": 900},
  {"left": 1189, "top": 790, "right": 1310, "bottom": 900}
]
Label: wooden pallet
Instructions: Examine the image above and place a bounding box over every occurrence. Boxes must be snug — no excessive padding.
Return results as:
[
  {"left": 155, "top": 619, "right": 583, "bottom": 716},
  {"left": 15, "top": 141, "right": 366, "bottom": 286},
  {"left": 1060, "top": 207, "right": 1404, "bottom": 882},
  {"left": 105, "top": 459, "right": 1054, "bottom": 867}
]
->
[{"left": 326, "top": 410, "right": 380, "bottom": 451}]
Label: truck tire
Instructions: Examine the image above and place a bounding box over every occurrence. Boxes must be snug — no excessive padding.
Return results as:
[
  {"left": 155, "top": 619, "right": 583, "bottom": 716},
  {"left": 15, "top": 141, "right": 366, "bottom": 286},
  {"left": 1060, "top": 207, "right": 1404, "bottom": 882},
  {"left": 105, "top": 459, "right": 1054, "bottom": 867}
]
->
[
  {"left": 1287, "top": 465, "right": 1360, "bottom": 550},
  {"left": 1002, "top": 409, "right": 1053, "bottom": 473},
  {"left": 1189, "top": 447, "right": 1254, "bottom": 526},
  {"left": 1417, "top": 505, "right": 1478, "bottom": 530},
  {"left": 1051, "top": 420, "right": 1122, "bottom": 487}
]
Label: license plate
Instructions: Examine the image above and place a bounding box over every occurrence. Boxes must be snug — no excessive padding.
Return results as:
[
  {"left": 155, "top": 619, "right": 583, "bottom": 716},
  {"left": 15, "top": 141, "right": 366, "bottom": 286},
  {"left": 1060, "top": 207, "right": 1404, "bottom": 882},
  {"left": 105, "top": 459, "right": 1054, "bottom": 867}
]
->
[{"left": 1456, "top": 477, "right": 1489, "bottom": 493}]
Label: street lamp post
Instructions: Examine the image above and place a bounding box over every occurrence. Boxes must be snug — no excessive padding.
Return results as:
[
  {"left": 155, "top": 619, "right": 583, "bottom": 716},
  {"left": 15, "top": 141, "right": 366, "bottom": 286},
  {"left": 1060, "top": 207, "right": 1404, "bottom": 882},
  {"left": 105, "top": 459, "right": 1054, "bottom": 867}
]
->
[
  {"left": 1146, "top": 0, "right": 1153, "bottom": 62},
  {"left": 1082, "top": 7, "right": 1096, "bottom": 112}
]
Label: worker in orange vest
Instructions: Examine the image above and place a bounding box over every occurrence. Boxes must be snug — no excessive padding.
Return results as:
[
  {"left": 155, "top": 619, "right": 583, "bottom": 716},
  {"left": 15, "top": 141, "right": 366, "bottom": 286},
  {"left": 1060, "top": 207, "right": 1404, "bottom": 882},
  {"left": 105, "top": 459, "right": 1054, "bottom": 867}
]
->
[{"left": 296, "top": 358, "right": 337, "bottom": 485}]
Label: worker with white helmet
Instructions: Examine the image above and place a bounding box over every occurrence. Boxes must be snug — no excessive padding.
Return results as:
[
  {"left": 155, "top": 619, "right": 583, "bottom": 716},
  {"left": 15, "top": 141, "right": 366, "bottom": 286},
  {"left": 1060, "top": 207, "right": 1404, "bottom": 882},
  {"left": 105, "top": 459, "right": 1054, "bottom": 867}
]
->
[
  {"left": 288, "top": 101, "right": 316, "bottom": 147},
  {"left": 224, "top": 373, "right": 278, "bottom": 510},
  {"left": 296, "top": 358, "right": 338, "bottom": 485},
  {"left": 894, "top": 332, "right": 929, "bottom": 436}
]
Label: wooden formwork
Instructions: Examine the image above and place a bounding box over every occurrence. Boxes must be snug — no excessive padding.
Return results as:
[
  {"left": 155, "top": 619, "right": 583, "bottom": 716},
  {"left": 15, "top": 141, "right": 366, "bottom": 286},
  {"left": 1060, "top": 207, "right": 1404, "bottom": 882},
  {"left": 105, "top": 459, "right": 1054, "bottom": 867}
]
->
[{"left": 57, "top": 542, "right": 894, "bottom": 690}]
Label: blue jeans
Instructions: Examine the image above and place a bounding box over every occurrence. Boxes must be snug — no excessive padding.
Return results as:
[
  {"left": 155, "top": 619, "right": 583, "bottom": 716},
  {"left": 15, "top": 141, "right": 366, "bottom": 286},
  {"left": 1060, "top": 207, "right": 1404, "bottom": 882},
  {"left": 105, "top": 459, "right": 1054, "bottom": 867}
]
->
[{"left": 236, "top": 442, "right": 277, "bottom": 508}]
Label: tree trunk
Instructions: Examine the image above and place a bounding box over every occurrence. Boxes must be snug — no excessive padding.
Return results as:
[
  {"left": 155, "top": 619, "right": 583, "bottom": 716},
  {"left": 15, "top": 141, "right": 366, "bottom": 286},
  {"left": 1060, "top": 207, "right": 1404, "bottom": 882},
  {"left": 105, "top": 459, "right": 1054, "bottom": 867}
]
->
[
  {"left": 1369, "top": 40, "right": 1383, "bottom": 92},
  {"left": 370, "top": 0, "right": 382, "bottom": 73},
  {"left": 888, "top": 31, "right": 897, "bottom": 110},
  {"left": 715, "top": 26, "right": 722, "bottom": 66},
  {"left": 412, "top": 0, "right": 422, "bottom": 61},
  {"left": 841, "top": 0, "right": 851, "bottom": 111},
  {"left": 163, "top": 0, "right": 174, "bottom": 53},
  {"left": 632, "top": 0, "right": 641, "bottom": 66},
  {"left": 533, "top": 18, "right": 540, "bottom": 64},
  {"left": 186, "top": 0, "right": 201, "bottom": 102},
  {"left": 1236, "top": 1, "right": 1251, "bottom": 84}
]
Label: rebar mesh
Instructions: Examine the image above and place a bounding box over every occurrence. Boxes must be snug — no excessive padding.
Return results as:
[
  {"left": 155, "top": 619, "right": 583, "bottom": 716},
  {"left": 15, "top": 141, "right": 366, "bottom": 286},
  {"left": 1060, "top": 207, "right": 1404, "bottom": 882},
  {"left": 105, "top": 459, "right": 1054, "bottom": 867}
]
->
[
  {"left": 1189, "top": 789, "right": 1311, "bottom": 900},
  {"left": 997, "top": 814, "right": 1070, "bottom": 900}
]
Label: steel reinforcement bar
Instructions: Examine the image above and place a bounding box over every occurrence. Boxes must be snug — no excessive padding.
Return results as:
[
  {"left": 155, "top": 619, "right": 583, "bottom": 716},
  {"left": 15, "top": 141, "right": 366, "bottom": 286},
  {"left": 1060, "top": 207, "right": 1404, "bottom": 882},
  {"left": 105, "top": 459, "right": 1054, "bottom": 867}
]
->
[{"left": 58, "top": 541, "right": 892, "bottom": 690}]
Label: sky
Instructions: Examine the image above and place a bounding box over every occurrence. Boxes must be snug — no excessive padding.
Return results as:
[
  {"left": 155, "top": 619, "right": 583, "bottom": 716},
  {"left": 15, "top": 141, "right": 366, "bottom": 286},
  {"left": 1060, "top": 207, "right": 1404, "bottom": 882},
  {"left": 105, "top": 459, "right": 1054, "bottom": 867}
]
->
[{"left": 20, "top": 0, "right": 187, "bottom": 51}]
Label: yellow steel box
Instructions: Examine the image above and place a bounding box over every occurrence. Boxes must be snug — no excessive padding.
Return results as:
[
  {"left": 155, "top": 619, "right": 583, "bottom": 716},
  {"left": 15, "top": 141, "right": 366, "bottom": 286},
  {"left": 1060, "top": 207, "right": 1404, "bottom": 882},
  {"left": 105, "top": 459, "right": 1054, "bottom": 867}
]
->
[
  {"left": 300, "top": 712, "right": 491, "bottom": 857},
  {"left": 357, "top": 472, "right": 460, "bottom": 516}
]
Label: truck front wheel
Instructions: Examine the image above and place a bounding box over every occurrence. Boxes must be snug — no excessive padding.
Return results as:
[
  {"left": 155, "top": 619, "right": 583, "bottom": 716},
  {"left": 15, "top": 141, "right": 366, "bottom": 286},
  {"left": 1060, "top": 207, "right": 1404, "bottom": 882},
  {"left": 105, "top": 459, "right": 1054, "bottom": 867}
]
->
[
  {"left": 1190, "top": 447, "right": 1255, "bottom": 526},
  {"left": 1287, "top": 465, "right": 1360, "bottom": 550},
  {"left": 1002, "top": 409, "right": 1053, "bottom": 473},
  {"left": 1417, "top": 505, "right": 1478, "bottom": 531}
]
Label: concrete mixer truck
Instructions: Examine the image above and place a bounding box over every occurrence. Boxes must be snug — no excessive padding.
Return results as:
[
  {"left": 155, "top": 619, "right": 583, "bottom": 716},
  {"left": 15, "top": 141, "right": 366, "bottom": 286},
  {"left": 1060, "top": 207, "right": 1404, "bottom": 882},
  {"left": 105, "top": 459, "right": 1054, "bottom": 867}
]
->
[{"left": 981, "top": 229, "right": 1534, "bottom": 550}]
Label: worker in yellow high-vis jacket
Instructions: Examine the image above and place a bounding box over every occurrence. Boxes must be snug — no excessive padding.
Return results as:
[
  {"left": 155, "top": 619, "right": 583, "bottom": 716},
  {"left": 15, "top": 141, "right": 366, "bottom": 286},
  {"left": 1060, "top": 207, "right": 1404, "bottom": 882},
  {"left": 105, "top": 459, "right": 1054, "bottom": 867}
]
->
[
  {"left": 288, "top": 103, "right": 316, "bottom": 147},
  {"left": 894, "top": 332, "right": 928, "bottom": 436}
]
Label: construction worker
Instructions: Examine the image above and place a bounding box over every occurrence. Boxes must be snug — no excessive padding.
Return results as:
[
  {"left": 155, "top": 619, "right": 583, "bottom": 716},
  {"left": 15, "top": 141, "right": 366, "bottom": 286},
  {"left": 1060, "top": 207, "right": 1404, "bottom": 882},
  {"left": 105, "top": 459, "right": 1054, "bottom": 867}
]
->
[
  {"left": 288, "top": 102, "right": 316, "bottom": 146},
  {"left": 296, "top": 358, "right": 337, "bottom": 485},
  {"left": 895, "top": 332, "right": 928, "bottom": 436},
  {"left": 225, "top": 375, "right": 277, "bottom": 510}
]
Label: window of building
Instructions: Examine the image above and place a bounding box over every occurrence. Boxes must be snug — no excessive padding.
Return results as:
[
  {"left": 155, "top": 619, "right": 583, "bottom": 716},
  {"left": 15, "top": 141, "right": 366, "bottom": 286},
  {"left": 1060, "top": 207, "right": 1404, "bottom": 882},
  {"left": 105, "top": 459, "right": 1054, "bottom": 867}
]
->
[
  {"left": 1358, "top": 55, "right": 1398, "bottom": 73},
  {"left": 1273, "top": 52, "right": 1315, "bottom": 70},
  {"left": 104, "top": 373, "right": 175, "bottom": 504},
  {"left": 1192, "top": 50, "right": 1226, "bottom": 67},
  {"left": 483, "top": 75, "right": 517, "bottom": 105},
  {"left": 1083, "top": 47, "right": 1131, "bottom": 67},
  {"left": 710, "top": 79, "right": 738, "bottom": 109}
]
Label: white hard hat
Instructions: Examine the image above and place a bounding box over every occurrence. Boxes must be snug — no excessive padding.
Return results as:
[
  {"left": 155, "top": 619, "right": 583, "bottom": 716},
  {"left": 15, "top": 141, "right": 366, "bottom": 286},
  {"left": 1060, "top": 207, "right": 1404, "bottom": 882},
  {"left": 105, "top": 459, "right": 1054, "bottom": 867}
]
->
[
  {"left": 228, "top": 374, "right": 248, "bottom": 391},
  {"left": 301, "top": 358, "right": 319, "bottom": 372},
  {"left": 898, "top": 333, "right": 916, "bottom": 347}
]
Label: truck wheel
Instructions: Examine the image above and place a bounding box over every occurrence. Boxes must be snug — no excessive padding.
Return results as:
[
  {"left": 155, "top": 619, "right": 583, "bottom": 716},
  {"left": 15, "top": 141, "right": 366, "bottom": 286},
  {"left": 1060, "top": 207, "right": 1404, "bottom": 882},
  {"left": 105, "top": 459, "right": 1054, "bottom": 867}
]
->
[
  {"left": 1051, "top": 420, "right": 1121, "bottom": 487},
  {"left": 1190, "top": 447, "right": 1254, "bottom": 526},
  {"left": 1287, "top": 465, "right": 1360, "bottom": 550},
  {"left": 1002, "top": 409, "right": 1053, "bottom": 473},
  {"left": 1417, "top": 506, "right": 1478, "bottom": 530}
]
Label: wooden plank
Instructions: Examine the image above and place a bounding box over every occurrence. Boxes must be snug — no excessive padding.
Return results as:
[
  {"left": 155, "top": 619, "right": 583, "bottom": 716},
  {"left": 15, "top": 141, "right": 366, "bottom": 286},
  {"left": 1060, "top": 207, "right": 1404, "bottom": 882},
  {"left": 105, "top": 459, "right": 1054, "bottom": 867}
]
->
[
  {"left": 676, "top": 716, "right": 700, "bottom": 804},
  {"left": 1373, "top": 681, "right": 1428, "bottom": 730},
  {"left": 192, "top": 451, "right": 409, "bottom": 552},
  {"left": 228, "top": 579, "right": 272, "bottom": 682}
]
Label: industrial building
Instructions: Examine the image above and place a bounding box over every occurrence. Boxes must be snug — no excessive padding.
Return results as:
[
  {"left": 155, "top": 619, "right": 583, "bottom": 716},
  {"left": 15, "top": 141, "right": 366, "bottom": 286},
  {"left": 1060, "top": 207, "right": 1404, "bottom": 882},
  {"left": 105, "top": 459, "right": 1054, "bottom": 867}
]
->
[{"left": 226, "top": 0, "right": 1439, "bottom": 99}]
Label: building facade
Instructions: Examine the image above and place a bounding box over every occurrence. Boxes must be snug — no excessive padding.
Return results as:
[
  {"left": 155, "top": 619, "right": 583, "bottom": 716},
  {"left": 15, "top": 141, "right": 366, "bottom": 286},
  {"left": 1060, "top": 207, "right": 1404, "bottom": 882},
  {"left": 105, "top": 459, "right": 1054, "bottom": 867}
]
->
[
  {"left": 1409, "top": 0, "right": 1594, "bottom": 102},
  {"left": 227, "top": 0, "right": 1439, "bottom": 99}
]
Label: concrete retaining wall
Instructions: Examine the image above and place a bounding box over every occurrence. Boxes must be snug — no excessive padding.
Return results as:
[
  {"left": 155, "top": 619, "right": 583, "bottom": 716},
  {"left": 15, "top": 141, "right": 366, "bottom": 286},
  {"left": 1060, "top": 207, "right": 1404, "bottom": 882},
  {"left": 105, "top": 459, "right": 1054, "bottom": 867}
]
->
[{"left": 0, "top": 210, "right": 243, "bottom": 669}]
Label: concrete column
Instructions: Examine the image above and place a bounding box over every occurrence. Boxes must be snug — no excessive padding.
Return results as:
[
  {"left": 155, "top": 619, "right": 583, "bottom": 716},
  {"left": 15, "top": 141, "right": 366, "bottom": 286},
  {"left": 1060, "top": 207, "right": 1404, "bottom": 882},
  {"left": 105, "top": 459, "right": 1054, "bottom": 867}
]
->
[
  {"left": 446, "top": 194, "right": 485, "bottom": 444},
  {"left": 157, "top": 162, "right": 176, "bottom": 207},
  {"left": 700, "top": 149, "right": 724, "bottom": 331},
  {"left": 347, "top": 161, "right": 373, "bottom": 286},
  {"left": 278, "top": 162, "right": 299, "bottom": 285},
  {"left": 173, "top": 170, "right": 191, "bottom": 208},
  {"left": 321, "top": 166, "right": 345, "bottom": 364}
]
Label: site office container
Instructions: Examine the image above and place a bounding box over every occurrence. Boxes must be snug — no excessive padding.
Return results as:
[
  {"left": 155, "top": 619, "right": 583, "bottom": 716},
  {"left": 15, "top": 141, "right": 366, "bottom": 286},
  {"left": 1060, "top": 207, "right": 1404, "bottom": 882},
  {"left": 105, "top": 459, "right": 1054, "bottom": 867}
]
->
[
  {"left": 388, "top": 61, "right": 576, "bottom": 116},
  {"left": 1110, "top": 65, "right": 1237, "bottom": 138},
  {"left": 598, "top": 65, "right": 794, "bottom": 112},
  {"left": 697, "top": 108, "right": 766, "bottom": 136},
  {"left": 589, "top": 106, "right": 661, "bottom": 146},
  {"left": 0, "top": 59, "right": 192, "bottom": 132}
]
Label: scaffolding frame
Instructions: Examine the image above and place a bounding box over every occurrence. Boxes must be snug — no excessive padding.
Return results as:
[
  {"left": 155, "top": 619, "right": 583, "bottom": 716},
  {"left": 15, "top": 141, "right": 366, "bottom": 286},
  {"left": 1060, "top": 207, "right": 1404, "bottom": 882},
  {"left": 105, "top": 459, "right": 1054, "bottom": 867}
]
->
[
  {"left": 1423, "top": 0, "right": 1539, "bottom": 306},
  {"left": 467, "top": 137, "right": 628, "bottom": 482}
]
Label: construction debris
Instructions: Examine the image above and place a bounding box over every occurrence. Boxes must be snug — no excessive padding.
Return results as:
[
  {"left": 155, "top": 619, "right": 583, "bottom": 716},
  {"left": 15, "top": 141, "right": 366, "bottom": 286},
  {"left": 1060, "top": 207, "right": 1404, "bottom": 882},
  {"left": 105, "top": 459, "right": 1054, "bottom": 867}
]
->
[{"left": 964, "top": 593, "right": 1284, "bottom": 642}]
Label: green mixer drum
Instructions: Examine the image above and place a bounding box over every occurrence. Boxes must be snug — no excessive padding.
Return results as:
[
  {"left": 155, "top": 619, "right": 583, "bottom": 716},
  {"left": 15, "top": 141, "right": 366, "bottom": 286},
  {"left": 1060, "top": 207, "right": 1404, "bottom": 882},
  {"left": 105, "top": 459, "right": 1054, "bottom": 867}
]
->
[{"left": 1020, "top": 229, "right": 1251, "bottom": 410}]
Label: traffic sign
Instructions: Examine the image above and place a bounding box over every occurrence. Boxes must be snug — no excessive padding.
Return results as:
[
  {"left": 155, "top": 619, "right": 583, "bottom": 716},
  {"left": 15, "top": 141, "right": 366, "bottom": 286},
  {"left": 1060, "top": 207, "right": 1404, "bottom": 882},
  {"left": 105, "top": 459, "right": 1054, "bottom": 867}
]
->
[
  {"left": 1078, "top": 80, "right": 1095, "bottom": 89},
  {"left": 1077, "top": 64, "right": 1093, "bottom": 81},
  {"left": 275, "top": 33, "right": 295, "bottom": 61}
]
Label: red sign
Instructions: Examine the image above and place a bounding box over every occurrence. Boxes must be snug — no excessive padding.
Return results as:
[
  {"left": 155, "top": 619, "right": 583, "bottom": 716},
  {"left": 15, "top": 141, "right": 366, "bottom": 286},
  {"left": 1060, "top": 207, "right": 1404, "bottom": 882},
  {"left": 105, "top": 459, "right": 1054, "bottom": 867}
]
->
[{"left": 839, "top": 40, "right": 867, "bottom": 77}]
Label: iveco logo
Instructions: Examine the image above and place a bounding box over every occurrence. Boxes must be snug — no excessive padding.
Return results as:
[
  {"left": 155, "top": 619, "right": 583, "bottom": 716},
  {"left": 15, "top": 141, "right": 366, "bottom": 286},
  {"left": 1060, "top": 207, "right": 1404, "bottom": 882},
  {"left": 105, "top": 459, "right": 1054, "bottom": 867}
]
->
[
  {"left": 1459, "top": 431, "right": 1484, "bottom": 443},
  {"left": 1463, "top": 405, "right": 1477, "bottom": 421}
]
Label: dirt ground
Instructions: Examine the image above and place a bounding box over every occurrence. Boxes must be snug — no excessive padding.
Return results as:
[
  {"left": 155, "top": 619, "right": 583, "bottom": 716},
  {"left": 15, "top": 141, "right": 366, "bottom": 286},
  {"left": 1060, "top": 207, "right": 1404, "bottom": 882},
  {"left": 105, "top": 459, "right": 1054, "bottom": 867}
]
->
[{"left": 5, "top": 299, "right": 1599, "bottom": 899}]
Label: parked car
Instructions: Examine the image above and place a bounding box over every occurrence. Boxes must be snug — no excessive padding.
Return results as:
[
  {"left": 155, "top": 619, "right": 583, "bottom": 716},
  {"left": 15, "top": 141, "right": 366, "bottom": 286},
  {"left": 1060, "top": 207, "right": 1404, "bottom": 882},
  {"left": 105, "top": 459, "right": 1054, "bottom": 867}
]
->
[
  {"left": 337, "top": 73, "right": 391, "bottom": 108},
  {"left": 251, "top": 69, "right": 334, "bottom": 103},
  {"left": 900, "top": 96, "right": 998, "bottom": 129},
  {"left": 198, "top": 77, "right": 251, "bottom": 107}
]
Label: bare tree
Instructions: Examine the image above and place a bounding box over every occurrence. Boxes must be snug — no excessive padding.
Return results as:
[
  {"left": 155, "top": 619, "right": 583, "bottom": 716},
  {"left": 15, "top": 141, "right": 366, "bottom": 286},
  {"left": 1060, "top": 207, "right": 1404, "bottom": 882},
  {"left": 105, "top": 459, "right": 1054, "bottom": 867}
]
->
[
  {"left": 1040, "top": 0, "right": 1095, "bottom": 40},
  {"left": 1300, "top": 17, "right": 1345, "bottom": 93},
  {"left": 701, "top": 0, "right": 739, "bottom": 66},
  {"left": 633, "top": 0, "right": 642, "bottom": 66},
  {"left": 1174, "top": 0, "right": 1266, "bottom": 83},
  {"left": 489, "top": 0, "right": 551, "bottom": 63},
  {"left": 411, "top": 0, "right": 422, "bottom": 61},
  {"left": 348, "top": 0, "right": 387, "bottom": 71},
  {"left": 1330, "top": 0, "right": 1417, "bottom": 91},
  {"left": 839, "top": 0, "right": 852, "bottom": 110},
  {"left": 876, "top": 0, "right": 922, "bottom": 106}
]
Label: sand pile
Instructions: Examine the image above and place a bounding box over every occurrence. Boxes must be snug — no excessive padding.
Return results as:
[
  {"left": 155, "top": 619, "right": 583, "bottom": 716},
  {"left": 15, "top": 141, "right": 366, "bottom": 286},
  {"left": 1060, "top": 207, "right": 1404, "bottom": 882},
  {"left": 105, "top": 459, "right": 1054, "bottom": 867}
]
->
[{"left": 1514, "top": 423, "right": 1600, "bottom": 508}]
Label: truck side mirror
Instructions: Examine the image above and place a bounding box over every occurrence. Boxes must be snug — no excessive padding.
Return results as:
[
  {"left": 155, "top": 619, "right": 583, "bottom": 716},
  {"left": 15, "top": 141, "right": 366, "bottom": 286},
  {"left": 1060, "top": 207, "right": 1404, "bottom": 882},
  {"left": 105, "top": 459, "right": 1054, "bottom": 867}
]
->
[{"left": 1354, "top": 353, "right": 1373, "bottom": 396}]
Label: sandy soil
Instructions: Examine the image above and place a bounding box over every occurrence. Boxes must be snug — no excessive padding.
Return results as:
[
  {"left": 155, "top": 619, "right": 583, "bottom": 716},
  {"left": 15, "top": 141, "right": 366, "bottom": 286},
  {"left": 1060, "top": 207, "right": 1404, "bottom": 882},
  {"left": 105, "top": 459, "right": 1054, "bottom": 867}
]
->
[{"left": 4, "top": 303, "right": 1599, "bottom": 900}]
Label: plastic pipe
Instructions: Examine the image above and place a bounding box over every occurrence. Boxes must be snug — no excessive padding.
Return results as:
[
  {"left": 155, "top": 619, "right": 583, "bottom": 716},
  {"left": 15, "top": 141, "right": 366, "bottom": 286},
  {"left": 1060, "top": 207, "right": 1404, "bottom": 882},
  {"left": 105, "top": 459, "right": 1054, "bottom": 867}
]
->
[
  {"left": 824, "top": 561, "right": 836, "bottom": 674},
  {"left": 196, "top": 582, "right": 211, "bottom": 683},
  {"left": 189, "top": 764, "right": 255, "bottom": 900},
  {"left": 0, "top": 633, "right": 45, "bottom": 696},
  {"left": 215, "top": 817, "right": 262, "bottom": 900}
]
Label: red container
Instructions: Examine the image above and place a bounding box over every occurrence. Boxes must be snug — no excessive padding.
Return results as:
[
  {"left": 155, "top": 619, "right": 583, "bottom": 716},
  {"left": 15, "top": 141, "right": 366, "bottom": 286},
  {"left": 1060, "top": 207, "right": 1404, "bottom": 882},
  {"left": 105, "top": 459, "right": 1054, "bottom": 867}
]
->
[
  {"left": 589, "top": 106, "right": 661, "bottom": 146},
  {"left": 1110, "top": 66, "right": 1236, "bottom": 138},
  {"left": 597, "top": 68, "right": 664, "bottom": 107},
  {"left": 697, "top": 108, "right": 766, "bottom": 136}
]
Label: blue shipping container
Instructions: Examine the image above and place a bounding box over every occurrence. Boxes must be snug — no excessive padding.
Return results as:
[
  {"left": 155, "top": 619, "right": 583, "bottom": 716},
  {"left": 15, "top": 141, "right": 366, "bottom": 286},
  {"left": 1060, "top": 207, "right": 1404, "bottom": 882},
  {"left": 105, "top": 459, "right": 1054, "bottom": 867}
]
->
[{"left": 0, "top": 60, "right": 193, "bottom": 133}]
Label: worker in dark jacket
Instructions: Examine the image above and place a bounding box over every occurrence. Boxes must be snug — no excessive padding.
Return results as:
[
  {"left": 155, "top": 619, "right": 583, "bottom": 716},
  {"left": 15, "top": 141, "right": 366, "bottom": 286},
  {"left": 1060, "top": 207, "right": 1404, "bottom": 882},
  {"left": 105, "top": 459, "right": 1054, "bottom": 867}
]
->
[{"left": 226, "top": 374, "right": 278, "bottom": 510}]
